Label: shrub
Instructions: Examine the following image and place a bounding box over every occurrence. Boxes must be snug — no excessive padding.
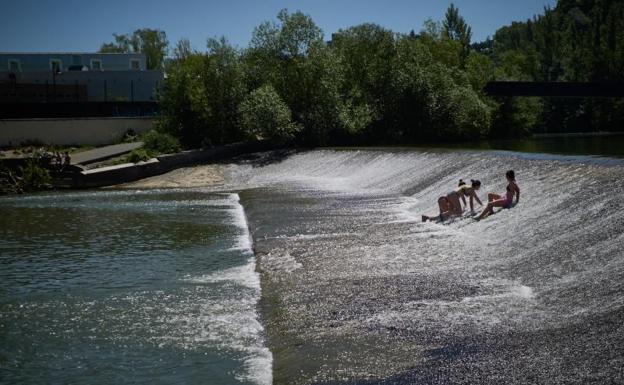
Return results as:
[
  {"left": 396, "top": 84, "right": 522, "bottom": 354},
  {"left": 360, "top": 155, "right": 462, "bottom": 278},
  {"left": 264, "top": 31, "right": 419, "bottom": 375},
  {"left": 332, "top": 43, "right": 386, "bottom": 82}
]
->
[
  {"left": 126, "top": 148, "right": 153, "bottom": 163},
  {"left": 238, "top": 85, "right": 301, "bottom": 143},
  {"left": 141, "top": 130, "right": 181, "bottom": 154},
  {"left": 19, "top": 159, "right": 51, "bottom": 192}
]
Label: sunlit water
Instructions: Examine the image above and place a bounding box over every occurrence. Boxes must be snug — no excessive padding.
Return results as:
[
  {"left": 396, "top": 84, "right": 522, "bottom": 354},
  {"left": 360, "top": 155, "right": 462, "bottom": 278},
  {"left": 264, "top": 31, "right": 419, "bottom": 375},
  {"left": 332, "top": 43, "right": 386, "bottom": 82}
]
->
[
  {"left": 2, "top": 147, "right": 624, "bottom": 385},
  {"left": 0, "top": 190, "right": 271, "bottom": 385},
  {"left": 227, "top": 149, "right": 624, "bottom": 384}
]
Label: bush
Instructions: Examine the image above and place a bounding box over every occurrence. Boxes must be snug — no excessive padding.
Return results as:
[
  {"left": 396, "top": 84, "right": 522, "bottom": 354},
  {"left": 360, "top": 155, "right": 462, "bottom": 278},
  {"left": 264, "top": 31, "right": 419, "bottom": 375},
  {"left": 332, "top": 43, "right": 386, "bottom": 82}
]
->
[
  {"left": 238, "top": 85, "right": 301, "bottom": 143},
  {"left": 19, "top": 159, "right": 51, "bottom": 192},
  {"left": 141, "top": 130, "right": 181, "bottom": 154},
  {"left": 126, "top": 148, "right": 153, "bottom": 163}
]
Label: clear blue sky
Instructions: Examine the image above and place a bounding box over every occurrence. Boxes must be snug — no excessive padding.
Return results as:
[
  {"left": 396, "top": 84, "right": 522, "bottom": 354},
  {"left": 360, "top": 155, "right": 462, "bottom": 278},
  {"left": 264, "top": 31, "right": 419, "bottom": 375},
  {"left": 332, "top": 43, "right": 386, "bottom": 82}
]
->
[{"left": 1, "top": 0, "right": 557, "bottom": 53}]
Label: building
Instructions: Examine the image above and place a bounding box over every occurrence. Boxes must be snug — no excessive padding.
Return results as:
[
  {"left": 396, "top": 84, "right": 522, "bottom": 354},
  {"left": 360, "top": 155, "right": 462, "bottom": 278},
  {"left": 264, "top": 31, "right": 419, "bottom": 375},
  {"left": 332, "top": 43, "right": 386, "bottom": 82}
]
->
[
  {"left": 0, "top": 53, "right": 163, "bottom": 146},
  {"left": 0, "top": 52, "right": 163, "bottom": 102}
]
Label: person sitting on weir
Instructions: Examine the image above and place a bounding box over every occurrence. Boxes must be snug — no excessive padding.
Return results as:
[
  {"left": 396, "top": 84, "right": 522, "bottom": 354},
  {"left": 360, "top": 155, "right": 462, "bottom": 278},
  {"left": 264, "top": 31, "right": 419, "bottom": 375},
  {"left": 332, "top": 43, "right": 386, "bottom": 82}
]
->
[
  {"left": 422, "top": 179, "right": 483, "bottom": 222},
  {"left": 475, "top": 170, "right": 520, "bottom": 220}
]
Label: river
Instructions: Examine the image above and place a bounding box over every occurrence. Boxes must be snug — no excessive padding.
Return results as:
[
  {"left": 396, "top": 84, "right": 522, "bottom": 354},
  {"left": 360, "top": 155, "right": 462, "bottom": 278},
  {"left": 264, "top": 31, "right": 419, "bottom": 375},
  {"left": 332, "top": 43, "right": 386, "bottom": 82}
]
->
[{"left": 1, "top": 143, "right": 623, "bottom": 384}]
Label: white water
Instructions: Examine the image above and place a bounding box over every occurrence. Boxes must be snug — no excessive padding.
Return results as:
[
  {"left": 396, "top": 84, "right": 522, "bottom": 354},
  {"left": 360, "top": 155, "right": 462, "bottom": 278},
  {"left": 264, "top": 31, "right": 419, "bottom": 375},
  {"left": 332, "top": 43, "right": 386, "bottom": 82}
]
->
[
  {"left": 228, "top": 149, "right": 624, "bottom": 383},
  {"left": 184, "top": 192, "right": 272, "bottom": 385}
]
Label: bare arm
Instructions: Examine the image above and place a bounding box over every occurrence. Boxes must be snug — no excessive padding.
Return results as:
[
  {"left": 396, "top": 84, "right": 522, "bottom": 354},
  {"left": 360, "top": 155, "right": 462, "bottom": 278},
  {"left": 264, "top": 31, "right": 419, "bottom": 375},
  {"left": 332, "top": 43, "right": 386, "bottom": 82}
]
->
[
  {"left": 514, "top": 183, "right": 520, "bottom": 203},
  {"left": 472, "top": 190, "right": 483, "bottom": 207},
  {"left": 460, "top": 194, "right": 467, "bottom": 210}
]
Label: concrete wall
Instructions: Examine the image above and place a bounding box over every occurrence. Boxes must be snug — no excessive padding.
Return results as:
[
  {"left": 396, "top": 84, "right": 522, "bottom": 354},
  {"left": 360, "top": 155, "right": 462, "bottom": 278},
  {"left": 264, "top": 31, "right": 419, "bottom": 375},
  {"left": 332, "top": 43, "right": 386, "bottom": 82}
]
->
[
  {"left": 0, "top": 117, "right": 154, "bottom": 146},
  {"left": 0, "top": 53, "right": 146, "bottom": 71},
  {"left": 75, "top": 141, "right": 275, "bottom": 188}
]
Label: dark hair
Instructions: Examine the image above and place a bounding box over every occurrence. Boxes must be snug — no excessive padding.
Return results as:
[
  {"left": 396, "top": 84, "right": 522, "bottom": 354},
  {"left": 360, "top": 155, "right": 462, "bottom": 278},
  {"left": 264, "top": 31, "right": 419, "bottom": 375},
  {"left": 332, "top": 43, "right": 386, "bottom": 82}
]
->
[
  {"left": 458, "top": 179, "right": 467, "bottom": 187},
  {"left": 470, "top": 179, "right": 481, "bottom": 188},
  {"left": 506, "top": 170, "right": 515, "bottom": 180}
]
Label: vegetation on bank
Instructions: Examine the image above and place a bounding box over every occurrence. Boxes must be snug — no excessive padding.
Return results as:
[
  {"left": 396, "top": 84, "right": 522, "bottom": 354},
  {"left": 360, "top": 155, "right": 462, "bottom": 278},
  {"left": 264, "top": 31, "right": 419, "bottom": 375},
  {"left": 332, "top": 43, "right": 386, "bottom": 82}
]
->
[
  {"left": 0, "top": 156, "right": 51, "bottom": 194},
  {"left": 118, "top": 130, "right": 182, "bottom": 163},
  {"left": 99, "top": 1, "right": 623, "bottom": 147}
]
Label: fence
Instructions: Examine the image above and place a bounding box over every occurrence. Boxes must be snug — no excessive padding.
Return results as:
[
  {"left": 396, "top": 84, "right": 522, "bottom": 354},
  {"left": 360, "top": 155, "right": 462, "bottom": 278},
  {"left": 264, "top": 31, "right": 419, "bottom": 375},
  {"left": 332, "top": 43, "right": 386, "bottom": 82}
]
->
[{"left": 0, "top": 101, "right": 159, "bottom": 119}]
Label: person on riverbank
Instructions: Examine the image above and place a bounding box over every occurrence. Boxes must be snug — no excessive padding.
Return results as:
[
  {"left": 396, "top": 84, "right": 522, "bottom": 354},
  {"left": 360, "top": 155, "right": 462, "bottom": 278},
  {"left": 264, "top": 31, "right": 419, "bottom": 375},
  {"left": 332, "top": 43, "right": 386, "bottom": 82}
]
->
[
  {"left": 422, "top": 179, "right": 483, "bottom": 222},
  {"left": 475, "top": 170, "right": 520, "bottom": 220},
  {"left": 62, "top": 151, "right": 71, "bottom": 168}
]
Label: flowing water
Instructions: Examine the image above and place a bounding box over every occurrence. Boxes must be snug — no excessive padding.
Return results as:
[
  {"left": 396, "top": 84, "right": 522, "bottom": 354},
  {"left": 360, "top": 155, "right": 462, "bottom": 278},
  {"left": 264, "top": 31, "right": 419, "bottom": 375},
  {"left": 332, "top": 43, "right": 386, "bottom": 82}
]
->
[
  {"left": 0, "top": 190, "right": 271, "bottom": 385},
  {"left": 2, "top": 147, "right": 624, "bottom": 384},
  {"left": 228, "top": 149, "right": 624, "bottom": 384}
]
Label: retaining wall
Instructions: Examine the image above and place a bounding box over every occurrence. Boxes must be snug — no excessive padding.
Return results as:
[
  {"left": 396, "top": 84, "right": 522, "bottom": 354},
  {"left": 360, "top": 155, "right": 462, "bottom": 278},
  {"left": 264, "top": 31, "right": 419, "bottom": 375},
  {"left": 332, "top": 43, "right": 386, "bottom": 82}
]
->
[{"left": 74, "top": 141, "right": 274, "bottom": 188}]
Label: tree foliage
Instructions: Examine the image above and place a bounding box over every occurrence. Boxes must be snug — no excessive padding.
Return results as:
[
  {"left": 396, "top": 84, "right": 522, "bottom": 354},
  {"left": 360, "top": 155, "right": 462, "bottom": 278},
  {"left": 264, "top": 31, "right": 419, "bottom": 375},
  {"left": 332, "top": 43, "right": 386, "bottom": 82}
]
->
[
  {"left": 99, "top": 28, "right": 169, "bottom": 70},
  {"left": 443, "top": 3, "right": 472, "bottom": 60},
  {"left": 154, "top": 2, "right": 624, "bottom": 148},
  {"left": 238, "top": 85, "right": 300, "bottom": 143},
  {"left": 489, "top": 0, "right": 624, "bottom": 133}
]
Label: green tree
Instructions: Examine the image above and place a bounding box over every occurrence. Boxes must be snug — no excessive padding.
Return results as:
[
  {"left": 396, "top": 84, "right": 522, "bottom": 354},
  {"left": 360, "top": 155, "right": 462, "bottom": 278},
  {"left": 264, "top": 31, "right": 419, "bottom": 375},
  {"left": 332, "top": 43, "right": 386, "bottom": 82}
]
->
[
  {"left": 238, "top": 84, "right": 300, "bottom": 143},
  {"left": 99, "top": 28, "right": 169, "bottom": 70},
  {"left": 443, "top": 3, "right": 472, "bottom": 60},
  {"left": 245, "top": 9, "right": 368, "bottom": 144},
  {"left": 173, "top": 38, "right": 193, "bottom": 61},
  {"left": 158, "top": 37, "right": 247, "bottom": 147}
]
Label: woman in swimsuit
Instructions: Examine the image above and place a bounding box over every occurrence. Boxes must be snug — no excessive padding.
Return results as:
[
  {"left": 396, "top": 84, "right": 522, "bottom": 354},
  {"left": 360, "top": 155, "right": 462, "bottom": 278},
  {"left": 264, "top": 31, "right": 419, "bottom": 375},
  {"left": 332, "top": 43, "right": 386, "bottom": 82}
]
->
[
  {"left": 476, "top": 170, "right": 520, "bottom": 220},
  {"left": 422, "top": 179, "right": 483, "bottom": 222}
]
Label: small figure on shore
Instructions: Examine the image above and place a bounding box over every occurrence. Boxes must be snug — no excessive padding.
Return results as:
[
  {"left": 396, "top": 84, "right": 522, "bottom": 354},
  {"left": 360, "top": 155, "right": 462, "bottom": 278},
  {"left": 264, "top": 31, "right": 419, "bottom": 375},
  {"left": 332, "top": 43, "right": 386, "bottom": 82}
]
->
[
  {"left": 54, "top": 152, "right": 62, "bottom": 170},
  {"left": 422, "top": 179, "right": 483, "bottom": 222},
  {"left": 475, "top": 170, "right": 520, "bottom": 220},
  {"left": 62, "top": 151, "right": 71, "bottom": 169}
]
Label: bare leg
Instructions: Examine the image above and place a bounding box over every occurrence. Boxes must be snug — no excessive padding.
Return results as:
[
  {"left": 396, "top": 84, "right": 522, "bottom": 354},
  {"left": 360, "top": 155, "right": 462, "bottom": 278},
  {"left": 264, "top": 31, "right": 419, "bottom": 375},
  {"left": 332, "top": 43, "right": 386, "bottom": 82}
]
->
[
  {"left": 448, "top": 194, "right": 463, "bottom": 216},
  {"left": 437, "top": 197, "right": 449, "bottom": 216},
  {"left": 477, "top": 198, "right": 508, "bottom": 220},
  {"left": 423, "top": 197, "right": 451, "bottom": 222},
  {"left": 487, "top": 193, "right": 501, "bottom": 202}
]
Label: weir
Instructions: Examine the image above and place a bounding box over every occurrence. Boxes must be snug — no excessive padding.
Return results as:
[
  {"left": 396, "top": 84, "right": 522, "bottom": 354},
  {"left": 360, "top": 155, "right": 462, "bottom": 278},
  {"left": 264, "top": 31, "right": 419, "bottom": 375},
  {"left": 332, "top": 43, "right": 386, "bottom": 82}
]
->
[{"left": 232, "top": 149, "right": 624, "bottom": 384}]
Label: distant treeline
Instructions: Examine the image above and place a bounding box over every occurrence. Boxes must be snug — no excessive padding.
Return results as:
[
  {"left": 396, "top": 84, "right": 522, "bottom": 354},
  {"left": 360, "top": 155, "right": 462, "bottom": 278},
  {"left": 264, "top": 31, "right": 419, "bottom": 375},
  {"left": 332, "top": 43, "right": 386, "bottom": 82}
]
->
[{"left": 103, "top": 1, "right": 624, "bottom": 147}]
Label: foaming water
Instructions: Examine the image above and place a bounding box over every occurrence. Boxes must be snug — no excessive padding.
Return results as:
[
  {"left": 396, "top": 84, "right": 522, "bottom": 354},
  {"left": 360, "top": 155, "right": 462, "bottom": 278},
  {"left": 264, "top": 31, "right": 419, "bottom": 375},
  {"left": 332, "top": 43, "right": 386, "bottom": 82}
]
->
[
  {"left": 0, "top": 190, "right": 271, "bottom": 385},
  {"left": 230, "top": 148, "right": 624, "bottom": 384}
]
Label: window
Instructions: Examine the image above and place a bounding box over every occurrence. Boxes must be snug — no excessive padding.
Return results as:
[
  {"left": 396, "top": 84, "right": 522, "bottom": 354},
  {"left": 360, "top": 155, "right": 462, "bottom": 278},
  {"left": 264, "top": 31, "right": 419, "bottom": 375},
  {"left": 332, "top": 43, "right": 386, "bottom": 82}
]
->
[
  {"left": 50, "top": 59, "right": 62, "bottom": 72},
  {"left": 91, "top": 59, "right": 102, "bottom": 71},
  {"left": 72, "top": 55, "right": 82, "bottom": 65},
  {"left": 130, "top": 59, "right": 140, "bottom": 70},
  {"left": 8, "top": 59, "right": 21, "bottom": 72}
]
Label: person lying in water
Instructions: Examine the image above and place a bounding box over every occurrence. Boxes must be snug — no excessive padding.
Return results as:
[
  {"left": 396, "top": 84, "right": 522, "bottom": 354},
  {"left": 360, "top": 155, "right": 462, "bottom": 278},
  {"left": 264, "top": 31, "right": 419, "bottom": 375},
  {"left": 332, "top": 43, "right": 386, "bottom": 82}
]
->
[
  {"left": 422, "top": 179, "right": 483, "bottom": 222},
  {"left": 476, "top": 170, "right": 520, "bottom": 220}
]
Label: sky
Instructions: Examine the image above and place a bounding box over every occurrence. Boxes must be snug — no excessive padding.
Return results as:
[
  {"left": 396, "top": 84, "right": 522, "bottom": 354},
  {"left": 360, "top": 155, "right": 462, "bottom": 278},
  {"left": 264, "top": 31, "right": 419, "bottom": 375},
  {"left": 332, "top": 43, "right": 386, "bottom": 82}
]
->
[{"left": 1, "top": 0, "right": 557, "bottom": 53}]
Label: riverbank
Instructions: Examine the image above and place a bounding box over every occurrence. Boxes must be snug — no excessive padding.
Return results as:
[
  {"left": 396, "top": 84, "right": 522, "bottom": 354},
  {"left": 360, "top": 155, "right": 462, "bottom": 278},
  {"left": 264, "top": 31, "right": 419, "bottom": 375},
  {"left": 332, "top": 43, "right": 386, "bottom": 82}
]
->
[{"left": 113, "top": 164, "right": 227, "bottom": 189}]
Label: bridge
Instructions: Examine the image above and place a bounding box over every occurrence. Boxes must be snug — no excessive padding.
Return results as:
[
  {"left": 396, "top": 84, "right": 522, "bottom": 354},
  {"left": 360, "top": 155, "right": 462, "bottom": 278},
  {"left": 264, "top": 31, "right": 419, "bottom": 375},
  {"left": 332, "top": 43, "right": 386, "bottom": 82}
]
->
[{"left": 484, "top": 81, "right": 624, "bottom": 97}]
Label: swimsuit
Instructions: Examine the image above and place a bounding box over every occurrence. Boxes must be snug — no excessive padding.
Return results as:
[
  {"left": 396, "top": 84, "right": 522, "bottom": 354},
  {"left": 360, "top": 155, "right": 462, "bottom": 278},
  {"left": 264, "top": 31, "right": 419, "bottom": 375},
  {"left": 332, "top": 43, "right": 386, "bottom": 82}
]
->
[
  {"left": 499, "top": 184, "right": 514, "bottom": 208},
  {"left": 456, "top": 185, "right": 472, "bottom": 196}
]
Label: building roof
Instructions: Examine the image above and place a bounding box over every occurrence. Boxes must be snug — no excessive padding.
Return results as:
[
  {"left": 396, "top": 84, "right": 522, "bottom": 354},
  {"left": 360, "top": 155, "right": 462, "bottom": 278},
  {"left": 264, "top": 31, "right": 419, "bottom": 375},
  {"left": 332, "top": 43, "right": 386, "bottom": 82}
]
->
[{"left": 0, "top": 52, "right": 145, "bottom": 56}]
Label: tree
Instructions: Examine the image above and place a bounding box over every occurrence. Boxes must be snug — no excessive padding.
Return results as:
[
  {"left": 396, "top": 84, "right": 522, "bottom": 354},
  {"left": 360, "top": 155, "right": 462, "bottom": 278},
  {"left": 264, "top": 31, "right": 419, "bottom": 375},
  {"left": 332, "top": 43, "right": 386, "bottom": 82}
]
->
[
  {"left": 99, "top": 34, "right": 131, "bottom": 53},
  {"left": 99, "top": 28, "right": 169, "bottom": 70},
  {"left": 329, "top": 23, "right": 399, "bottom": 141},
  {"left": 238, "top": 84, "right": 300, "bottom": 143},
  {"left": 443, "top": 3, "right": 472, "bottom": 60},
  {"left": 173, "top": 38, "right": 193, "bottom": 61},
  {"left": 245, "top": 9, "right": 359, "bottom": 144}
]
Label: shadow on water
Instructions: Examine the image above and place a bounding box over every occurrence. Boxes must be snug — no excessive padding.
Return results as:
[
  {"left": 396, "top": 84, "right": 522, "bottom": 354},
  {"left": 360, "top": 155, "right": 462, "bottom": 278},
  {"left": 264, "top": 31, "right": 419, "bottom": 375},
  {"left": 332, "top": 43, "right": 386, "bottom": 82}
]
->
[
  {"left": 418, "top": 134, "right": 624, "bottom": 159},
  {"left": 230, "top": 149, "right": 305, "bottom": 168}
]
